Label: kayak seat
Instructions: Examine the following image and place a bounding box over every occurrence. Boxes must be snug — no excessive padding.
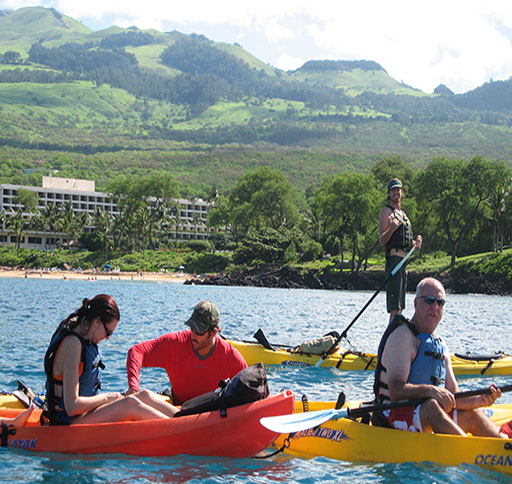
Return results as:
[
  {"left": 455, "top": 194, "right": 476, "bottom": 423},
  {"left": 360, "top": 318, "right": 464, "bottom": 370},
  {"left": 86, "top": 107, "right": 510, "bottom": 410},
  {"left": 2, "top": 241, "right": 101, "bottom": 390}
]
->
[
  {"left": 454, "top": 352, "right": 504, "bottom": 361},
  {"left": 370, "top": 410, "right": 393, "bottom": 428}
]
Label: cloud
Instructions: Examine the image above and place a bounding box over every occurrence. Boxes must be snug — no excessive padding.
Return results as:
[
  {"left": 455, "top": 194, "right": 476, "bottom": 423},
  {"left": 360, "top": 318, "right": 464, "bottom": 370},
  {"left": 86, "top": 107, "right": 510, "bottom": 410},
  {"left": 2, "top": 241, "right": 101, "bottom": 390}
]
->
[
  {"left": 263, "top": 17, "right": 295, "bottom": 43},
  {"left": 275, "top": 53, "right": 305, "bottom": 71}
]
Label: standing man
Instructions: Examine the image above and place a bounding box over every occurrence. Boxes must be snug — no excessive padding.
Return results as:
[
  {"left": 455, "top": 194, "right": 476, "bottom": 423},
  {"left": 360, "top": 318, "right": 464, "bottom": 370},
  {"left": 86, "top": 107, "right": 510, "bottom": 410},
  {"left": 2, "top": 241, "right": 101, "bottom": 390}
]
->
[
  {"left": 373, "top": 277, "right": 506, "bottom": 437},
  {"left": 379, "top": 178, "right": 422, "bottom": 321},
  {"left": 126, "top": 301, "right": 247, "bottom": 404}
]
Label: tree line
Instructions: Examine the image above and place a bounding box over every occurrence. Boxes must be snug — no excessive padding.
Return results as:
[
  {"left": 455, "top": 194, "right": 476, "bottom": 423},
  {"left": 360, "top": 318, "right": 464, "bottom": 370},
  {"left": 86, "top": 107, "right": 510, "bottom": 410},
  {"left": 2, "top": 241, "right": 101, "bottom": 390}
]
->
[
  {"left": 208, "top": 156, "right": 512, "bottom": 269},
  {"left": 2, "top": 156, "right": 511, "bottom": 270}
]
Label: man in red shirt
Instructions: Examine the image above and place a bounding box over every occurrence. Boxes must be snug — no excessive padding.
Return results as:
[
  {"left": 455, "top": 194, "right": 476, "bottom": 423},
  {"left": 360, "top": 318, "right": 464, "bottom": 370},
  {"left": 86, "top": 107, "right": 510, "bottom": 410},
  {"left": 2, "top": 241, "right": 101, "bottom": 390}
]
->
[{"left": 125, "top": 301, "right": 247, "bottom": 404}]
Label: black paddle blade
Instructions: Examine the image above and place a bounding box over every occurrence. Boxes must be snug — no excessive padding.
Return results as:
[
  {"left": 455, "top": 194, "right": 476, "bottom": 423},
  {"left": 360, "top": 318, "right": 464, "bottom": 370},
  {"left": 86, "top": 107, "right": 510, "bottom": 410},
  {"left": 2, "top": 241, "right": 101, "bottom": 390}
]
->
[
  {"left": 335, "top": 391, "right": 346, "bottom": 410},
  {"left": 253, "top": 328, "right": 275, "bottom": 351}
]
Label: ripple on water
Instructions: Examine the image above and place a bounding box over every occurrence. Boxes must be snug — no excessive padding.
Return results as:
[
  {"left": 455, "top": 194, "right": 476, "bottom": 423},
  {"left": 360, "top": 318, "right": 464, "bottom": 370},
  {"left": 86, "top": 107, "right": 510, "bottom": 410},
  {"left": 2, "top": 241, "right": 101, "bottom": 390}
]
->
[{"left": 1, "top": 278, "right": 511, "bottom": 483}]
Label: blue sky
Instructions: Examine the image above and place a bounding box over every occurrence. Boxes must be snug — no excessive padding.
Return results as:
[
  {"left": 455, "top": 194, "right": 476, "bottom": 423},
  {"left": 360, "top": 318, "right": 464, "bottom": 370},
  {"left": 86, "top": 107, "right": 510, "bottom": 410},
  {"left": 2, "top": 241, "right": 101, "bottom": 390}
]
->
[{"left": 2, "top": 0, "right": 512, "bottom": 94}]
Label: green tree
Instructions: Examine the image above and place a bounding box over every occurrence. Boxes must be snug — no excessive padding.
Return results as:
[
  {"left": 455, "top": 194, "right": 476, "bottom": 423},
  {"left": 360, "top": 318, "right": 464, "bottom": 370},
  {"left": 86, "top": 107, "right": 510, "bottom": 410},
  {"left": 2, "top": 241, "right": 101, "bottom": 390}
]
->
[
  {"left": 0, "top": 209, "right": 6, "bottom": 244},
  {"left": 485, "top": 161, "right": 512, "bottom": 253},
  {"left": 93, "top": 208, "right": 114, "bottom": 261},
  {"left": 7, "top": 189, "right": 38, "bottom": 254},
  {"left": 13, "top": 189, "right": 38, "bottom": 214},
  {"left": 416, "top": 156, "right": 495, "bottom": 265},
  {"left": 314, "top": 172, "right": 380, "bottom": 270},
  {"left": 39, "top": 203, "right": 61, "bottom": 251},
  {"left": 233, "top": 226, "right": 304, "bottom": 265},
  {"left": 7, "top": 210, "right": 25, "bottom": 253},
  {"left": 228, "top": 167, "right": 301, "bottom": 239},
  {"left": 371, "top": 156, "right": 415, "bottom": 192},
  {"left": 107, "top": 173, "right": 180, "bottom": 251},
  {"left": 57, "top": 202, "right": 88, "bottom": 249},
  {"left": 208, "top": 195, "right": 231, "bottom": 240},
  {"left": 136, "top": 172, "right": 180, "bottom": 249},
  {"left": 107, "top": 176, "right": 145, "bottom": 250},
  {"left": 2, "top": 51, "right": 22, "bottom": 64}
]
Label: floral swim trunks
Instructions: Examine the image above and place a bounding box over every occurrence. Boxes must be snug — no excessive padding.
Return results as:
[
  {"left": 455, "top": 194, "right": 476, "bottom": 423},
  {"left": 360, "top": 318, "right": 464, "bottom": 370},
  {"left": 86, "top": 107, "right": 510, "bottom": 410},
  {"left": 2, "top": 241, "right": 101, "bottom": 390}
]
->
[{"left": 383, "top": 405, "right": 457, "bottom": 432}]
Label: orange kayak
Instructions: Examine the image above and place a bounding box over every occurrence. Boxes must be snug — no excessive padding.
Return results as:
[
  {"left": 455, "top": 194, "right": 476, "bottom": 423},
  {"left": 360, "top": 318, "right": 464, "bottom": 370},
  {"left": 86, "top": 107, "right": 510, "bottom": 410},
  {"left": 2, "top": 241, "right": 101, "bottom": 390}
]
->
[{"left": 0, "top": 391, "right": 294, "bottom": 457}]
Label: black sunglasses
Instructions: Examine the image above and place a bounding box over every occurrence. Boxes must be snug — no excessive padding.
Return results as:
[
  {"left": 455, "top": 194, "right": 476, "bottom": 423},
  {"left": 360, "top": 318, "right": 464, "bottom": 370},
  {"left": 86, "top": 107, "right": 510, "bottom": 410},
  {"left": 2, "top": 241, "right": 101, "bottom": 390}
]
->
[
  {"left": 419, "top": 295, "right": 446, "bottom": 307},
  {"left": 102, "top": 320, "right": 113, "bottom": 338}
]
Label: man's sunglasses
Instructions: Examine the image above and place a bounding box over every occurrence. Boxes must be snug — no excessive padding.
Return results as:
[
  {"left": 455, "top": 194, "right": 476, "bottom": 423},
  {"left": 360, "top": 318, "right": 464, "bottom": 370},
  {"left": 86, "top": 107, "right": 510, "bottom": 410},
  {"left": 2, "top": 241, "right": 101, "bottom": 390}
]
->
[{"left": 419, "top": 295, "right": 446, "bottom": 307}]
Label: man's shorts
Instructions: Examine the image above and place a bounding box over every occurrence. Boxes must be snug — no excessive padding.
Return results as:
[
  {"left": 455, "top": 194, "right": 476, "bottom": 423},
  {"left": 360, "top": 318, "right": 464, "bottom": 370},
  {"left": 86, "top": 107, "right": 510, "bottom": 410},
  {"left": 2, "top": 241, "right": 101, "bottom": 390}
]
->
[
  {"left": 382, "top": 404, "right": 457, "bottom": 432},
  {"left": 385, "top": 255, "right": 407, "bottom": 313}
]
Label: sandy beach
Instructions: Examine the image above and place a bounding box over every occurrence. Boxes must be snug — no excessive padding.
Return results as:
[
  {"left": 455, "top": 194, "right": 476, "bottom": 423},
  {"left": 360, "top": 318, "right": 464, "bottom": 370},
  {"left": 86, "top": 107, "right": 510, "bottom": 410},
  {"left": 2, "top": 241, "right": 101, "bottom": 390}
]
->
[{"left": 0, "top": 268, "right": 196, "bottom": 283}]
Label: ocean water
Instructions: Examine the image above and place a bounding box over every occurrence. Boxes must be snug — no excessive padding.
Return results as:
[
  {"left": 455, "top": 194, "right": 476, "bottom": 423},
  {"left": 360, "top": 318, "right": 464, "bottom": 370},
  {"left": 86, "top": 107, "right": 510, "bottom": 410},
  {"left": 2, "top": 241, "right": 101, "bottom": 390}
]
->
[{"left": 1, "top": 277, "right": 511, "bottom": 483}]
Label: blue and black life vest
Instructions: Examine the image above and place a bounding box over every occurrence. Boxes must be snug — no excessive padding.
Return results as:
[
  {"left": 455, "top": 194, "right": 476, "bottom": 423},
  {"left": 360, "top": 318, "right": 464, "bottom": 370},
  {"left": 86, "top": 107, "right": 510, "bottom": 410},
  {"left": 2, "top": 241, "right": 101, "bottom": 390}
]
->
[
  {"left": 385, "top": 205, "right": 414, "bottom": 256},
  {"left": 44, "top": 326, "right": 104, "bottom": 425},
  {"left": 373, "top": 315, "right": 446, "bottom": 401}
]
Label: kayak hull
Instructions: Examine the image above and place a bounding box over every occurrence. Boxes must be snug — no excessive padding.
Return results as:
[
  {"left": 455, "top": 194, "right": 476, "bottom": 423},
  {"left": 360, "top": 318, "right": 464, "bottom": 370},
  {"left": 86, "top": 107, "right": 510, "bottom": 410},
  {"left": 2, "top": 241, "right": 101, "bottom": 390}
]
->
[
  {"left": 228, "top": 339, "right": 512, "bottom": 376},
  {"left": 274, "top": 401, "right": 512, "bottom": 475},
  {"left": 0, "top": 391, "right": 295, "bottom": 457}
]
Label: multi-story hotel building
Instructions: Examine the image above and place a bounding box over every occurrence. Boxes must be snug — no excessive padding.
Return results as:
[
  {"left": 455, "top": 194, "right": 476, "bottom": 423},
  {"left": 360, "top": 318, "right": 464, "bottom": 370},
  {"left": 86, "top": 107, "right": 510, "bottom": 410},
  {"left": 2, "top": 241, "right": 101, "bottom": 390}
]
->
[{"left": 0, "top": 176, "right": 211, "bottom": 250}]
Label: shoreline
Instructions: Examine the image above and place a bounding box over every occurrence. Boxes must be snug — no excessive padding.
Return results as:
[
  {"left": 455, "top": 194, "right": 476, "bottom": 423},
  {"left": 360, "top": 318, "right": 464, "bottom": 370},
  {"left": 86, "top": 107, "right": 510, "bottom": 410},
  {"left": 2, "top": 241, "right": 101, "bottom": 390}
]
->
[{"left": 0, "top": 268, "right": 195, "bottom": 283}]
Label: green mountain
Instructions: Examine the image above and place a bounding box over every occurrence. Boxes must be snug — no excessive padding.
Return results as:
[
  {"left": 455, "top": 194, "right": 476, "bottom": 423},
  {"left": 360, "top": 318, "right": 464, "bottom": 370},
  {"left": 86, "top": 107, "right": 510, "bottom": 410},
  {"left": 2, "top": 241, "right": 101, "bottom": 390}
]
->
[
  {"left": 0, "top": 7, "right": 91, "bottom": 50},
  {"left": 0, "top": 6, "right": 511, "bottom": 196}
]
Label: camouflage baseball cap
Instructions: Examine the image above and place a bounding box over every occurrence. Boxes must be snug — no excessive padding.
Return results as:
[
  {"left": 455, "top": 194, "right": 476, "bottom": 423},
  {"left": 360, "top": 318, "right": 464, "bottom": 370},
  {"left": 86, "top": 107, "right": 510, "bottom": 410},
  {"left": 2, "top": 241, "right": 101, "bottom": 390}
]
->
[{"left": 185, "top": 301, "right": 220, "bottom": 334}]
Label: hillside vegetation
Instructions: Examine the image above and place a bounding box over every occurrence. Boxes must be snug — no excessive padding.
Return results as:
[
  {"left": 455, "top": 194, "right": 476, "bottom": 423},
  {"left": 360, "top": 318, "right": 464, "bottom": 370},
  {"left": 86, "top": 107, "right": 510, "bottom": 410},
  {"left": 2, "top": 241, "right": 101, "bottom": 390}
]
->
[{"left": 0, "top": 6, "right": 512, "bottom": 197}]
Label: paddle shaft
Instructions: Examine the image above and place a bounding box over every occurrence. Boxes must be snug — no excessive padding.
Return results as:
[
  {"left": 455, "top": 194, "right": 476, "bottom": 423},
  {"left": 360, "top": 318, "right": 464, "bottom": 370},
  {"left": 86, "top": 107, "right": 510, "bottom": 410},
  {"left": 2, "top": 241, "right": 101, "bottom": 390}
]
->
[
  {"left": 315, "top": 246, "right": 416, "bottom": 367},
  {"left": 348, "top": 383, "right": 512, "bottom": 419},
  {"left": 260, "top": 383, "right": 512, "bottom": 433}
]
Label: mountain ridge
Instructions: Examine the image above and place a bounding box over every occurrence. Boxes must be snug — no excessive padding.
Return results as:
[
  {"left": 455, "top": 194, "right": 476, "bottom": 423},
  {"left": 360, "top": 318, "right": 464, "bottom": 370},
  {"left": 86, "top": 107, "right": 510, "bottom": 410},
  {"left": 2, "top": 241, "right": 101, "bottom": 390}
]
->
[{"left": 0, "top": 6, "right": 511, "bottom": 196}]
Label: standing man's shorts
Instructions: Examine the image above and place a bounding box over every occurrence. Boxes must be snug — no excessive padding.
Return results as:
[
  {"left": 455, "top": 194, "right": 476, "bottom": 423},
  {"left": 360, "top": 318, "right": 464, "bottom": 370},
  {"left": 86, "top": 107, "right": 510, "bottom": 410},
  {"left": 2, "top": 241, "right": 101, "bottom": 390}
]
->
[{"left": 385, "top": 255, "right": 407, "bottom": 313}]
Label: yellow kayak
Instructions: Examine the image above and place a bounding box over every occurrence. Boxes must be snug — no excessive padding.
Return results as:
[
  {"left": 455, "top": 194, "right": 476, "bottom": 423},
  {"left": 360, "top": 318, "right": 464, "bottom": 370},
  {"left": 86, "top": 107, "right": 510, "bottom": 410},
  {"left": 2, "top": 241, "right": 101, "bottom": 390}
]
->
[
  {"left": 227, "top": 338, "right": 512, "bottom": 376},
  {"left": 274, "top": 400, "right": 512, "bottom": 475}
]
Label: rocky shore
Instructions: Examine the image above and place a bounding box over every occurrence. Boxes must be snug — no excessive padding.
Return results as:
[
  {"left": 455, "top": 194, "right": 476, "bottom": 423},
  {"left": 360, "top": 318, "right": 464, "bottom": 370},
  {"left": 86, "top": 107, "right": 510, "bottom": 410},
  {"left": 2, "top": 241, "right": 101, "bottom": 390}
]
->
[{"left": 185, "top": 265, "right": 512, "bottom": 295}]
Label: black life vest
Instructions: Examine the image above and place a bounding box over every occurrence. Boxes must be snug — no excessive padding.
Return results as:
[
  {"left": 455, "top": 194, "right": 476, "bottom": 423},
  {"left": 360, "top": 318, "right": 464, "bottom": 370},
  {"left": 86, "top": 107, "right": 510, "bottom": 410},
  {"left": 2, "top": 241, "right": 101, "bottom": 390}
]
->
[{"left": 385, "top": 205, "right": 413, "bottom": 256}]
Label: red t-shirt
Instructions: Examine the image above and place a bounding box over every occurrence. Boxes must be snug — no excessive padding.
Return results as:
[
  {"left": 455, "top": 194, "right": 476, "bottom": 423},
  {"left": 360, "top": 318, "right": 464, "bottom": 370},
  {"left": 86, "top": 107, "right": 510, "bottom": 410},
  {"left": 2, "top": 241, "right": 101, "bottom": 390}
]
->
[{"left": 126, "top": 330, "right": 247, "bottom": 404}]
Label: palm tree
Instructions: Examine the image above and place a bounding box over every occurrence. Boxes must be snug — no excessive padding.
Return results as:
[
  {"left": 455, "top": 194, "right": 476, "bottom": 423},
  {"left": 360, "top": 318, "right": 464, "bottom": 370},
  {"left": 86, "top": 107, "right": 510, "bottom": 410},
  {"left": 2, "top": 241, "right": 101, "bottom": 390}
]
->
[
  {"left": 0, "top": 208, "right": 6, "bottom": 246},
  {"left": 30, "top": 212, "right": 47, "bottom": 249},
  {"left": 40, "top": 203, "right": 60, "bottom": 242},
  {"left": 57, "top": 202, "right": 76, "bottom": 249},
  {"left": 57, "top": 202, "right": 89, "bottom": 250},
  {"left": 7, "top": 209, "right": 26, "bottom": 254},
  {"left": 93, "top": 208, "right": 113, "bottom": 262},
  {"left": 134, "top": 206, "right": 150, "bottom": 253}
]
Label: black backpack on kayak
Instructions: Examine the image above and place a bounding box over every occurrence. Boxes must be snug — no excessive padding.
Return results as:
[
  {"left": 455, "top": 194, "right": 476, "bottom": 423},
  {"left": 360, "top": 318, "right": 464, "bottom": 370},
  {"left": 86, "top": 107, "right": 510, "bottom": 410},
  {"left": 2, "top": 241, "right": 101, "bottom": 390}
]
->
[{"left": 173, "top": 362, "right": 269, "bottom": 418}]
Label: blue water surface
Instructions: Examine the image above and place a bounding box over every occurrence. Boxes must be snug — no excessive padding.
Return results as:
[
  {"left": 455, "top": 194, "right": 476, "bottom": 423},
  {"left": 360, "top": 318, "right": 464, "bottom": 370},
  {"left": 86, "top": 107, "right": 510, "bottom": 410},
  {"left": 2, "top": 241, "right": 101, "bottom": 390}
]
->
[{"left": 1, "top": 278, "right": 511, "bottom": 483}]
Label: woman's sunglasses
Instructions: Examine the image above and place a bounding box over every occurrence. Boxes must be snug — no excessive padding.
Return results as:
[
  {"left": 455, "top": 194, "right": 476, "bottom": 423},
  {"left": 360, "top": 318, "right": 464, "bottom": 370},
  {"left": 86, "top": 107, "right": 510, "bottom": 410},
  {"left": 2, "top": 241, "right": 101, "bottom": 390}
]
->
[{"left": 102, "top": 320, "right": 113, "bottom": 338}]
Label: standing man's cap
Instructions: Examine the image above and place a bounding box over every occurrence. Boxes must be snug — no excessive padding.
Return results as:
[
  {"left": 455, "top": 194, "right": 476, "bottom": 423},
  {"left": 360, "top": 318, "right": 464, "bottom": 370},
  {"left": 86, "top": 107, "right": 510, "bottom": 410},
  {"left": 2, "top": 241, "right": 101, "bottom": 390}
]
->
[
  {"left": 185, "top": 301, "right": 220, "bottom": 334},
  {"left": 387, "top": 179, "right": 403, "bottom": 192}
]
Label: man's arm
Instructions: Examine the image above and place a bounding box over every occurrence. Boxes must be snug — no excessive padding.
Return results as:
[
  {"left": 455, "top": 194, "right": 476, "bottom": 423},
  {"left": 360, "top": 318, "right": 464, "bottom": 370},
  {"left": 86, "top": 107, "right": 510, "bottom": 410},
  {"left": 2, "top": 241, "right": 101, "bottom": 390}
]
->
[
  {"left": 444, "top": 350, "right": 502, "bottom": 409},
  {"left": 378, "top": 206, "right": 400, "bottom": 247},
  {"left": 126, "top": 335, "right": 172, "bottom": 392}
]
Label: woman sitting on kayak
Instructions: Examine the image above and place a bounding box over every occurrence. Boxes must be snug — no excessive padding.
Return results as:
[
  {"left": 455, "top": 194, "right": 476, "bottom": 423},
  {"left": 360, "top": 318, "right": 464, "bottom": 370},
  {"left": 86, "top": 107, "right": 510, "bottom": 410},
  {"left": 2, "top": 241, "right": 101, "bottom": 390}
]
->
[{"left": 44, "top": 294, "right": 178, "bottom": 425}]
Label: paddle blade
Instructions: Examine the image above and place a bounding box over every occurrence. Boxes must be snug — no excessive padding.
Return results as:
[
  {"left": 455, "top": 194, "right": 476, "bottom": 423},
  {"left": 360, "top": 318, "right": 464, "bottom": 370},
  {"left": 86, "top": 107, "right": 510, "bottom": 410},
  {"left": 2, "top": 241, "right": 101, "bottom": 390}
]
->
[{"left": 260, "top": 408, "right": 347, "bottom": 433}]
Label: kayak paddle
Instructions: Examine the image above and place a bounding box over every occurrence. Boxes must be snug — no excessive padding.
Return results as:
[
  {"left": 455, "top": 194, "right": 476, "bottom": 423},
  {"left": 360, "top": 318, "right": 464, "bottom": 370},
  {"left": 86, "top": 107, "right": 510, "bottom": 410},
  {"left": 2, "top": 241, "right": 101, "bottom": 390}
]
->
[
  {"left": 315, "top": 245, "right": 416, "bottom": 367},
  {"left": 260, "top": 383, "right": 512, "bottom": 433}
]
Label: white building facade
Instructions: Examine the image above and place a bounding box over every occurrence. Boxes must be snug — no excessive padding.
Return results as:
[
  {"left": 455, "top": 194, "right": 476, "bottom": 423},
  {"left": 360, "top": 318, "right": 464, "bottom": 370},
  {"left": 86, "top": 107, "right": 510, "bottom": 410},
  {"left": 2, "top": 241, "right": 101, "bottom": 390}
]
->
[{"left": 0, "top": 177, "right": 211, "bottom": 250}]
